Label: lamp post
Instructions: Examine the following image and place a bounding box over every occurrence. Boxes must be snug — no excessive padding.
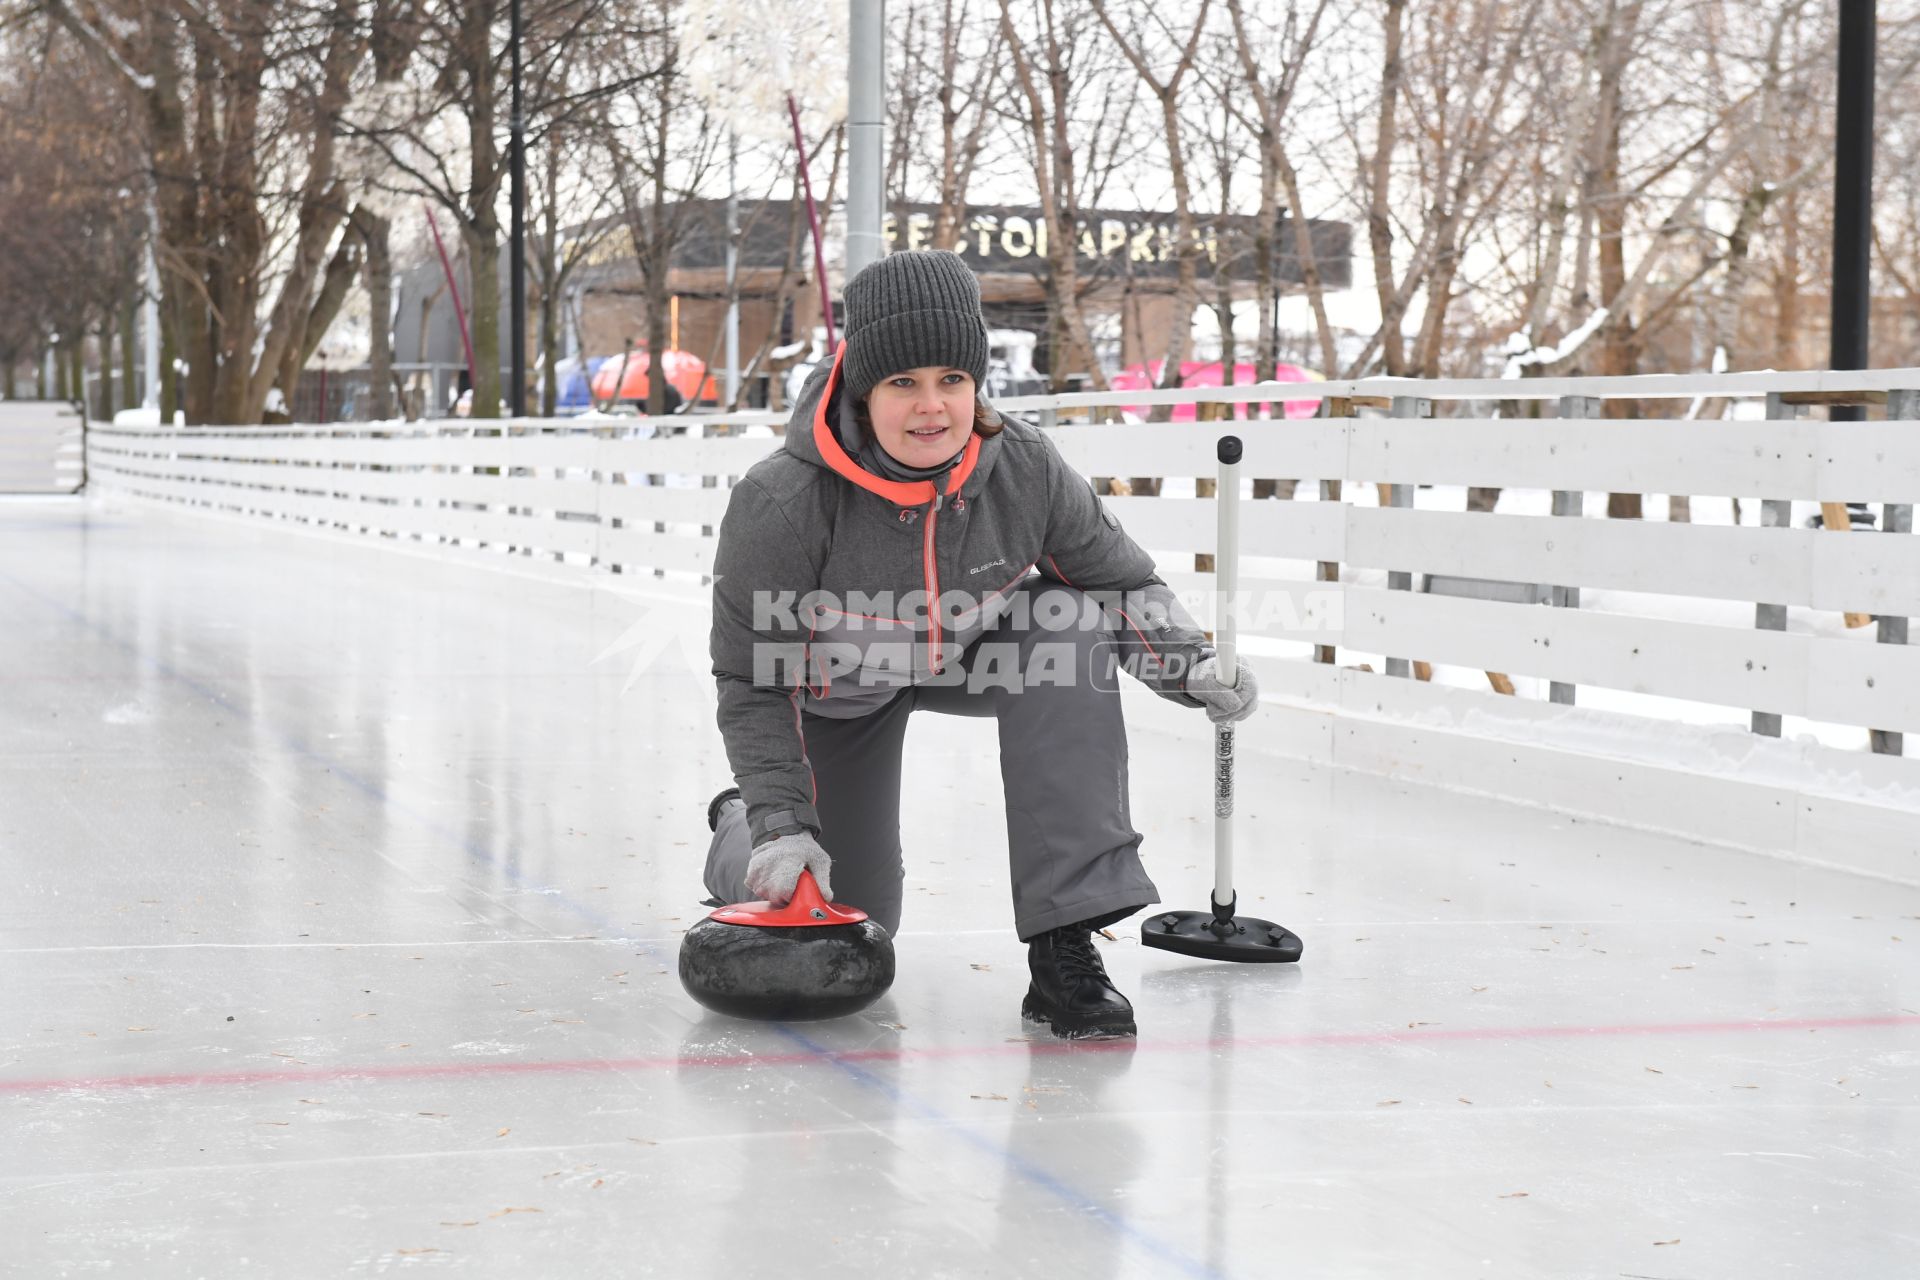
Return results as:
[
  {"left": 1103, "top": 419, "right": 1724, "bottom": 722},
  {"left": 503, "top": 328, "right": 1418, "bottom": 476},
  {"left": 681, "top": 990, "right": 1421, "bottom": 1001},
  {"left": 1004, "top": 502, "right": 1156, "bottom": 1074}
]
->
[
  {"left": 1829, "top": 0, "right": 1874, "bottom": 413},
  {"left": 846, "top": 0, "right": 886, "bottom": 277},
  {"left": 144, "top": 198, "right": 160, "bottom": 410},
  {"left": 508, "top": 0, "right": 528, "bottom": 417},
  {"left": 725, "top": 128, "right": 740, "bottom": 408}
]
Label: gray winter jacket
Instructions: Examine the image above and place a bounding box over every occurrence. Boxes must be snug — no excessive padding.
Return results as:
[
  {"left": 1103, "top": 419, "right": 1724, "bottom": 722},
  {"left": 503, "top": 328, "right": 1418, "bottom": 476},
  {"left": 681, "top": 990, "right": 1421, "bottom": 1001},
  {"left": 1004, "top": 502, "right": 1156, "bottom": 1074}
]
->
[{"left": 710, "top": 346, "right": 1216, "bottom": 847}]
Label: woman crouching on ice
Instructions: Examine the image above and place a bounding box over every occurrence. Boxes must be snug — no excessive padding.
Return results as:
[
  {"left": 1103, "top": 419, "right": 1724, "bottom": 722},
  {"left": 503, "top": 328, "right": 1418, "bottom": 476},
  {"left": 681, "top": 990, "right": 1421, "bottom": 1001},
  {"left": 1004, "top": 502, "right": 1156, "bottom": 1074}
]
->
[{"left": 702, "top": 250, "right": 1256, "bottom": 1039}]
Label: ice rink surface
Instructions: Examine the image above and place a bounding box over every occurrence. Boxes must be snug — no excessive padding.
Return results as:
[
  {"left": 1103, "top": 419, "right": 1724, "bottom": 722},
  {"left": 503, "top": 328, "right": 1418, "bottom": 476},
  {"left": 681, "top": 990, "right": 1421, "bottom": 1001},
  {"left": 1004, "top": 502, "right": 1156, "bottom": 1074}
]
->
[{"left": 3, "top": 498, "right": 1917, "bottom": 1278}]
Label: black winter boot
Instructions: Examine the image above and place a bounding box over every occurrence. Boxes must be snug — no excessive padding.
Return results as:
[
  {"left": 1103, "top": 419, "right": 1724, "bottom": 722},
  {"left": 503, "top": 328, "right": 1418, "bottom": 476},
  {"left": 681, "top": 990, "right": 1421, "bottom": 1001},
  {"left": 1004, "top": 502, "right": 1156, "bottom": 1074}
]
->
[{"left": 1022, "top": 925, "right": 1136, "bottom": 1039}]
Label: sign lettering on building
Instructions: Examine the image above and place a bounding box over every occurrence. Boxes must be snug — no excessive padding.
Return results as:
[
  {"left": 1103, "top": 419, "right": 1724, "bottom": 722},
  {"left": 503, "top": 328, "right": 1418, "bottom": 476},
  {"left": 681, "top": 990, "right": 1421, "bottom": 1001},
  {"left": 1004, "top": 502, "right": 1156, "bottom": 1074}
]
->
[
  {"left": 882, "top": 204, "right": 1351, "bottom": 287},
  {"left": 566, "top": 199, "right": 1351, "bottom": 289}
]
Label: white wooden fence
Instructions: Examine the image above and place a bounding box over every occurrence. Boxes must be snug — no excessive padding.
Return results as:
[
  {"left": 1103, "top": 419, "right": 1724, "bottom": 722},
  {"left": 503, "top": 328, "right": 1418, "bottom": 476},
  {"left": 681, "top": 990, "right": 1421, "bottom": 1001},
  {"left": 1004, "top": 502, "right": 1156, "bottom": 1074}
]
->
[
  {"left": 1, "top": 401, "right": 86, "bottom": 494},
  {"left": 83, "top": 368, "right": 1920, "bottom": 874}
]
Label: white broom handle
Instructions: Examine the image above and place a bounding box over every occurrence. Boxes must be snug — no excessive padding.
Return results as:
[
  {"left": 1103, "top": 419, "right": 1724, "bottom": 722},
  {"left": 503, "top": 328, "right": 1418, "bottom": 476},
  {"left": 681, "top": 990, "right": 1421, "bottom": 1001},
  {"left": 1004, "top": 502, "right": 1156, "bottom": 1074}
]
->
[{"left": 1214, "top": 436, "right": 1242, "bottom": 912}]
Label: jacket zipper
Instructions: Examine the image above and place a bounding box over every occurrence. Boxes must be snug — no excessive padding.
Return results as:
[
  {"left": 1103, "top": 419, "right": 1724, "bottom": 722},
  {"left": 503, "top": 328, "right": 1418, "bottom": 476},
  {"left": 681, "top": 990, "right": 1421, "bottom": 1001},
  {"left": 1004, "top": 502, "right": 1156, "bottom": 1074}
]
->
[{"left": 924, "top": 491, "right": 943, "bottom": 672}]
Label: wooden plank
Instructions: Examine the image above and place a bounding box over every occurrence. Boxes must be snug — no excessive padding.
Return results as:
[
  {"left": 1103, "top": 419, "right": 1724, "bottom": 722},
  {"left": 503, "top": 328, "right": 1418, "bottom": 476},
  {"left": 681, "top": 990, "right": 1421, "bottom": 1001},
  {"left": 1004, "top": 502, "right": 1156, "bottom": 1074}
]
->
[
  {"left": 187, "top": 464, "right": 601, "bottom": 520},
  {"left": 131, "top": 414, "right": 1912, "bottom": 502},
  {"left": 444, "top": 509, "right": 600, "bottom": 559},
  {"left": 1813, "top": 424, "right": 1920, "bottom": 503},
  {"left": 0, "top": 401, "right": 85, "bottom": 489},
  {"left": 287, "top": 492, "right": 354, "bottom": 528},
  {"left": 535, "top": 518, "right": 603, "bottom": 559},
  {"left": 0, "top": 471, "right": 77, "bottom": 493},
  {"left": 176, "top": 435, "right": 420, "bottom": 466},
  {"left": 89, "top": 460, "right": 174, "bottom": 489},
  {"left": 997, "top": 366, "right": 1920, "bottom": 413},
  {"left": 1341, "top": 585, "right": 1813, "bottom": 719},
  {"left": 1046, "top": 421, "right": 1345, "bottom": 478},
  {"left": 502, "top": 477, "right": 603, "bottom": 515},
  {"left": 597, "top": 483, "right": 732, "bottom": 526},
  {"left": 309, "top": 469, "right": 428, "bottom": 502},
  {"left": 595, "top": 435, "right": 780, "bottom": 475},
  {"left": 109, "top": 469, "right": 227, "bottom": 510},
  {"left": 0, "top": 402, "right": 84, "bottom": 428},
  {"left": 282, "top": 492, "right": 374, "bottom": 530},
  {"left": 1157, "top": 571, "right": 1346, "bottom": 644},
  {"left": 165, "top": 436, "right": 307, "bottom": 463},
  {"left": 170, "top": 459, "right": 291, "bottom": 491},
  {"left": 1101, "top": 494, "right": 1344, "bottom": 561},
  {"left": 1343, "top": 507, "right": 1832, "bottom": 610},
  {"left": 85, "top": 446, "right": 161, "bottom": 472},
  {"left": 438, "top": 508, "right": 528, "bottom": 549},
  {"left": 1778, "top": 390, "right": 1888, "bottom": 407},
  {"left": 515, "top": 435, "right": 604, "bottom": 470},
  {"left": 0, "top": 440, "right": 74, "bottom": 460},
  {"left": 1349, "top": 419, "right": 1820, "bottom": 498},
  {"left": 1345, "top": 419, "right": 1920, "bottom": 503},
  {"left": 1807, "top": 636, "right": 1920, "bottom": 735},
  {"left": 1814, "top": 503, "right": 1876, "bottom": 628},
  {"left": 430, "top": 473, "right": 601, "bottom": 515},
  {"left": 334, "top": 436, "right": 513, "bottom": 468},
  {"left": 596, "top": 525, "right": 717, "bottom": 575},
  {"left": 1336, "top": 506, "right": 1920, "bottom": 614},
  {"left": 0, "top": 450, "right": 71, "bottom": 469}
]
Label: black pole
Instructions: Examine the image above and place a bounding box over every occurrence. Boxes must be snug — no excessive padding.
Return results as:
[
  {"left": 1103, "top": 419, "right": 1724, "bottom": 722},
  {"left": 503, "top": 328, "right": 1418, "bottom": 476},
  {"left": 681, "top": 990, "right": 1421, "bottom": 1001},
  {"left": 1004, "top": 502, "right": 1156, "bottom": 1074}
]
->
[
  {"left": 509, "top": 0, "right": 528, "bottom": 417},
  {"left": 1830, "top": 0, "right": 1874, "bottom": 424}
]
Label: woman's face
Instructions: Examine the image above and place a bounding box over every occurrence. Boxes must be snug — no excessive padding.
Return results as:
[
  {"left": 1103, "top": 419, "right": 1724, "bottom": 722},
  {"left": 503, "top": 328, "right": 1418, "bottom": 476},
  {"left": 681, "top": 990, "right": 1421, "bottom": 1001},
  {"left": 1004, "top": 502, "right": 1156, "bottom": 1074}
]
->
[{"left": 864, "top": 367, "right": 976, "bottom": 467}]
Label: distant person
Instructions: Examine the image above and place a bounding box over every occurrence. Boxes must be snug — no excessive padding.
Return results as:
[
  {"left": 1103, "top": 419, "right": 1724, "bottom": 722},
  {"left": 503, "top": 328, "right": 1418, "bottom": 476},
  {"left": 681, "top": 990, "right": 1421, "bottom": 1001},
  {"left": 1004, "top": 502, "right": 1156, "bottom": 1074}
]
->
[{"left": 700, "top": 251, "right": 1257, "bottom": 1039}]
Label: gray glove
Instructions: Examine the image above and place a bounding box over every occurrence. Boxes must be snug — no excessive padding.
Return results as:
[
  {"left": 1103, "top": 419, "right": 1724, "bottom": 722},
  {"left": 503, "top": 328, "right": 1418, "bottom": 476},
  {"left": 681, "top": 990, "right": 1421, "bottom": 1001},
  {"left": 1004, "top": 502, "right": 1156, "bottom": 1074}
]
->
[
  {"left": 1185, "top": 655, "right": 1260, "bottom": 725},
  {"left": 745, "top": 831, "right": 834, "bottom": 906}
]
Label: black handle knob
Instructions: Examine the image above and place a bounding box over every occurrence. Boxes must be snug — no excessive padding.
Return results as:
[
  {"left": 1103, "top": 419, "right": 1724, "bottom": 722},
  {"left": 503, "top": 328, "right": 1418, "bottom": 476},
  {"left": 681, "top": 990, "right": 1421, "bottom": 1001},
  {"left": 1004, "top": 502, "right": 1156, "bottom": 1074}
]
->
[{"left": 1217, "top": 436, "right": 1243, "bottom": 465}]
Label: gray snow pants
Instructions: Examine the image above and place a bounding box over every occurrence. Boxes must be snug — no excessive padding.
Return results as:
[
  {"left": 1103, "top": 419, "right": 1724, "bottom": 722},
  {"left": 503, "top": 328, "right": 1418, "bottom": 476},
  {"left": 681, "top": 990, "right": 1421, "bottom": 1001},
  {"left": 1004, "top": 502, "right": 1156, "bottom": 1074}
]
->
[{"left": 705, "top": 581, "right": 1160, "bottom": 940}]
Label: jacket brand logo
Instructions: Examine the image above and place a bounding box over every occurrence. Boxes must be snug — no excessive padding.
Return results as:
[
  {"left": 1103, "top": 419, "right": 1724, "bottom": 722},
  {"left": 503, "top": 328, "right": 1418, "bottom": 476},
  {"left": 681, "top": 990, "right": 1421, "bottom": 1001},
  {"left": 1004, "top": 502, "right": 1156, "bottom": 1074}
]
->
[{"left": 968, "top": 558, "right": 1008, "bottom": 575}]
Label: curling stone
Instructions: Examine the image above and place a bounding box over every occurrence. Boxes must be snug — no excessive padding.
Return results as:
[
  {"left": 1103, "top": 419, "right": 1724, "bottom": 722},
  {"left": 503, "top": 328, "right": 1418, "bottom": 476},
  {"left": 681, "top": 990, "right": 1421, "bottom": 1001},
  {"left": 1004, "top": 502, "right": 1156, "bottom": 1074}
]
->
[{"left": 677, "top": 870, "right": 895, "bottom": 1021}]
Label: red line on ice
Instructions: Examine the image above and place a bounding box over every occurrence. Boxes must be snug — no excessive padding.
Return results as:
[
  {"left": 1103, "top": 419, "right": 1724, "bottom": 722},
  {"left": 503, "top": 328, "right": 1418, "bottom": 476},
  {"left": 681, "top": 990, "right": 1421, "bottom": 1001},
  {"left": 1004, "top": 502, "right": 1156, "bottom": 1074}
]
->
[{"left": 3, "top": 1012, "right": 1914, "bottom": 1096}]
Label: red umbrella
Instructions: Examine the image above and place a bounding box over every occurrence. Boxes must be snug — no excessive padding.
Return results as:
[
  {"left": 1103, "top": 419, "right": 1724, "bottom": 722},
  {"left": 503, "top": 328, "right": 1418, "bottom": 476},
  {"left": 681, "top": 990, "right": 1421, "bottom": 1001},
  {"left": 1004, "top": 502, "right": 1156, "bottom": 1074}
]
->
[{"left": 589, "top": 348, "right": 717, "bottom": 406}]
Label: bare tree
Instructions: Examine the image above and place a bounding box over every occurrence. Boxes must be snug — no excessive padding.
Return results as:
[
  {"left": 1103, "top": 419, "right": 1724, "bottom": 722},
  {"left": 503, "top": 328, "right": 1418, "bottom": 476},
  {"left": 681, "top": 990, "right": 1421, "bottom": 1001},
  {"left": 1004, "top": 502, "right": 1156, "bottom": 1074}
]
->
[
  {"left": 349, "top": 0, "right": 661, "bottom": 417},
  {"left": 37, "top": 0, "right": 376, "bottom": 424},
  {"left": 600, "top": 2, "right": 724, "bottom": 415},
  {"left": 1189, "top": 66, "right": 1249, "bottom": 384},
  {"left": 1358, "top": 0, "right": 1411, "bottom": 376},
  {"left": 730, "top": 135, "right": 841, "bottom": 413},
  {"left": 1509, "top": 0, "right": 1820, "bottom": 514},
  {"left": 888, "top": 0, "right": 1002, "bottom": 250},
  {"left": 0, "top": 34, "right": 146, "bottom": 409},
  {"left": 997, "top": 0, "right": 1124, "bottom": 391},
  {"left": 527, "top": 129, "right": 616, "bottom": 415},
  {"left": 1343, "top": 0, "right": 1542, "bottom": 378},
  {"left": 1872, "top": 18, "right": 1920, "bottom": 368},
  {"left": 1092, "top": 0, "right": 1211, "bottom": 397},
  {"left": 1221, "top": 0, "right": 1340, "bottom": 380}
]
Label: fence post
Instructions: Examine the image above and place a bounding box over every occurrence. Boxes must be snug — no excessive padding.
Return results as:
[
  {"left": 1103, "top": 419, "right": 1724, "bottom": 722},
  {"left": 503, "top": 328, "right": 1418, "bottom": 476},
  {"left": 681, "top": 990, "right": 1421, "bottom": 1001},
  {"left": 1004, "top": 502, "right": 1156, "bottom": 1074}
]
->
[
  {"left": 1315, "top": 396, "right": 1356, "bottom": 665},
  {"left": 1383, "top": 394, "right": 1431, "bottom": 678},
  {"left": 1550, "top": 395, "right": 1602, "bottom": 705},
  {"left": 1752, "top": 391, "right": 1800, "bottom": 737},
  {"left": 1195, "top": 401, "right": 1225, "bottom": 573},
  {"left": 1873, "top": 388, "right": 1918, "bottom": 756}
]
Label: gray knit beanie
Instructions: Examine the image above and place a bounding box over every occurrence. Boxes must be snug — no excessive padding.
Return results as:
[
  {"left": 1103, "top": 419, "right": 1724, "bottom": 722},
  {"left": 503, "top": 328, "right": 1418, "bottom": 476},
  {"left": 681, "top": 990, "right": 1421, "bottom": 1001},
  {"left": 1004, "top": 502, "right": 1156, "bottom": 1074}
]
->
[{"left": 842, "top": 250, "right": 990, "bottom": 401}]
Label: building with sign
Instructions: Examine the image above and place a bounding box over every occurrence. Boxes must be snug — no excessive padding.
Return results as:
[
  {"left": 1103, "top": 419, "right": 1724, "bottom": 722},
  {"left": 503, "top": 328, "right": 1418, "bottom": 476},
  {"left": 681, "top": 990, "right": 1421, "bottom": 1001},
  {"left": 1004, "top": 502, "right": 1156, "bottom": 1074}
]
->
[{"left": 398, "top": 200, "right": 1351, "bottom": 408}]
